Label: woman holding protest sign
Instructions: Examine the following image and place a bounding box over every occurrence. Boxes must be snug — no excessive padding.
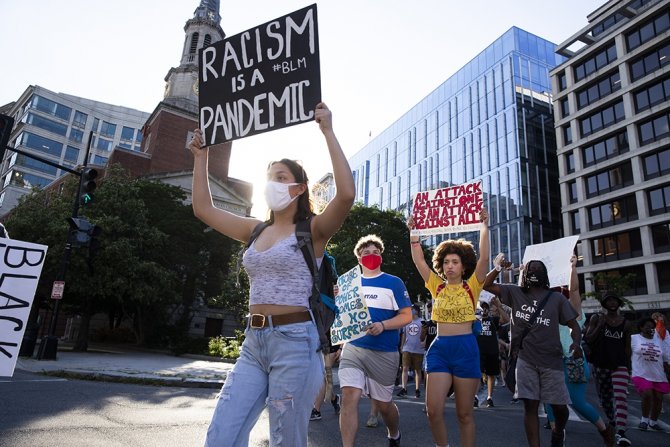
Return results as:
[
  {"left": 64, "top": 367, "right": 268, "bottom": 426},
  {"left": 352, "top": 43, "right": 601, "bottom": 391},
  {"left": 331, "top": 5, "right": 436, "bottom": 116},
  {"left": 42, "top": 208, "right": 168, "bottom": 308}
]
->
[
  {"left": 189, "top": 102, "right": 355, "bottom": 447},
  {"left": 407, "top": 208, "right": 490, "bottom": 447}
]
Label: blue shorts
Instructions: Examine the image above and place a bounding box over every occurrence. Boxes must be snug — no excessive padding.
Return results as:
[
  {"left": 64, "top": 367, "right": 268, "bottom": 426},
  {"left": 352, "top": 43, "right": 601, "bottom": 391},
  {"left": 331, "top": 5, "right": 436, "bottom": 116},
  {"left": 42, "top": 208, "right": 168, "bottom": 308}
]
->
[{"left": 425, "top": 333, "right": 481, "bottom": 378}]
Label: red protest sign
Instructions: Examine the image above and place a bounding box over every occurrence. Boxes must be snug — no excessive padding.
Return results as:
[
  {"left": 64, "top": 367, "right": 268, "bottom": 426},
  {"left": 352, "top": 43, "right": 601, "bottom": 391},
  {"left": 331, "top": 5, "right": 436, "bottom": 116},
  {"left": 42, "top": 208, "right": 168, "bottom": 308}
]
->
[{"left": 411, "top": 181, "right": 483, "bottom": 236}]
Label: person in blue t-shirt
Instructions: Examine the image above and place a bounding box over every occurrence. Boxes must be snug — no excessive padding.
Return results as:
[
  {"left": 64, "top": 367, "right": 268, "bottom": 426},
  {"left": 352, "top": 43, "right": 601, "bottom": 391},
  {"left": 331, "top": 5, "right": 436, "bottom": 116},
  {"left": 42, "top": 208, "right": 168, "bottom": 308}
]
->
[{"left": 338, "top": 234, "right": 412, "bottom": 447}]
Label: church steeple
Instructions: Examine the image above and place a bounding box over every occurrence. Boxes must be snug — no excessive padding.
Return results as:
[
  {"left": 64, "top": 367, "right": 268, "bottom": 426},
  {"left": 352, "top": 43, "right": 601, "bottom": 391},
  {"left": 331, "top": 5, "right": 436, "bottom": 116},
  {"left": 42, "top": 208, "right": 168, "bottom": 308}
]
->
[{"left": 163, "top": 0, "right": 225, "bottom": 110}]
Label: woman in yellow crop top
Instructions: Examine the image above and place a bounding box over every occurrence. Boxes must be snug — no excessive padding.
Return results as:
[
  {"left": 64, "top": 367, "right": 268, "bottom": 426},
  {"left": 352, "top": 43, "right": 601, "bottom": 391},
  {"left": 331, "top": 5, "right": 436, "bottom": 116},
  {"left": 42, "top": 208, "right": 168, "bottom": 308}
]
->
[{"left": 408, "top": 209, "right": 489, "bottom": 447}]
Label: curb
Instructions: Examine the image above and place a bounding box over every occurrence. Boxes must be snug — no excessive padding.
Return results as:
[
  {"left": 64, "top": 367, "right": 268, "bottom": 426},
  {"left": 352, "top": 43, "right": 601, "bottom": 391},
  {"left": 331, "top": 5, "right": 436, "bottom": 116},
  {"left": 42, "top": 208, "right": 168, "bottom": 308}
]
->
[{"left": 40, "top": 370, "right": 225, "bottom": 389}]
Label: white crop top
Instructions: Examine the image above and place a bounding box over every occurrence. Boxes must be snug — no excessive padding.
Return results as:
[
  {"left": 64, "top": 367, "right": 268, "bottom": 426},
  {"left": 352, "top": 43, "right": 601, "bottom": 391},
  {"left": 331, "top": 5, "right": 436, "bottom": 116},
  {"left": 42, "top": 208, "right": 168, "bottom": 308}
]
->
[{"left": 244, "top": 232, "right": 322, "bottom": 307}]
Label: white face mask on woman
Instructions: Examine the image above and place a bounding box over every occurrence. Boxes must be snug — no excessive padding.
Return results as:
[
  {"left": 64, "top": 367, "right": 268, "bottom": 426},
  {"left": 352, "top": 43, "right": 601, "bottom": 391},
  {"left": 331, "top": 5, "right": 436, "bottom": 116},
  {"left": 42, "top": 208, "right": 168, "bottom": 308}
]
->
[{"left": 264, "top": 181, "right": 299, "bottom": 211}]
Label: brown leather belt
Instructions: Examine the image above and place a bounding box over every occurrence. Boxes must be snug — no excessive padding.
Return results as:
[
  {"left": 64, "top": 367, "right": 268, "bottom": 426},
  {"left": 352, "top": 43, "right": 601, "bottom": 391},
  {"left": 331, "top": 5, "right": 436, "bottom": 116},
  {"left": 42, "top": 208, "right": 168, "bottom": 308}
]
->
[{"left": 248, "top": 311, "right": 312, "bottom": 329}]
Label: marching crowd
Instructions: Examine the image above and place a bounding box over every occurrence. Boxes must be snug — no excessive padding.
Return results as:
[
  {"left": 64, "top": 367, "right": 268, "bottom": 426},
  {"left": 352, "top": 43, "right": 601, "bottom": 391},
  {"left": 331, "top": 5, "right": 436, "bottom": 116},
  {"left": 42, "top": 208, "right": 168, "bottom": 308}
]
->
[{"left": 188, "top": 105, "right": 669, "bottom": 447}]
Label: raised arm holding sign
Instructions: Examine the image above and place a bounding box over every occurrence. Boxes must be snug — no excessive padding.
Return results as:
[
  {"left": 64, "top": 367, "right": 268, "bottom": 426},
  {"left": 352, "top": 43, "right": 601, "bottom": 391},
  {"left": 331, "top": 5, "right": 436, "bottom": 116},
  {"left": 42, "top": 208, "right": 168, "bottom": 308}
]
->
[
  {"left": 198, "top": 4, "right": 321, "bottom": 145},
  {"left": 411, "top": 180, "right": 483, "bottom": 236}
]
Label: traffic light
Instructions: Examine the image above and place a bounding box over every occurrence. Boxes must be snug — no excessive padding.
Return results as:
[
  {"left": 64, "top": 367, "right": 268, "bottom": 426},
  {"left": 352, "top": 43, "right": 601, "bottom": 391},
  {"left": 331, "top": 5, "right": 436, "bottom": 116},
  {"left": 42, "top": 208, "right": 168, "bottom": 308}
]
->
[
  {"left": 0, "top": 114, "right": 15, "bottom": 161},
  {"left": 66, "top": 217, "right": 95, "bottom": 247},
  {"left": 79, "top": 167, "right": 98, "bottom": 206}
]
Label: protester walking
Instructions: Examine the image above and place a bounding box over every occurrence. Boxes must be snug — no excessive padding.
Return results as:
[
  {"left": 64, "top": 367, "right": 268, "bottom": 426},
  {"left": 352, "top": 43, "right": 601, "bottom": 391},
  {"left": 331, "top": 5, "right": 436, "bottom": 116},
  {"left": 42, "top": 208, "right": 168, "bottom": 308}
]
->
[
  {"left": 407, "top": 209, "right": 490, "bottom": 447},
  {"left": 476, "top": 296, "right": 508, "bottom": 408},
  {"left": 630, "top": 317, "right": 670, "bottom": 431},
  {"left": 397, "top": 304, "right": 425, "bottom": 399},
  {"left": 584, "top": 291, "right": 633, "bottom": 447},
  {"left": 485, "top": 258, "right": 582, "bottom": 447},
  {"left": 190, "top": 102, "right": 355, "bottom": 447},
  {"left": 337, "top": 235, "right": 412, "bottom": 447},
  {"left": 544, "top": 255, "right": 615, "bottom": 446}
]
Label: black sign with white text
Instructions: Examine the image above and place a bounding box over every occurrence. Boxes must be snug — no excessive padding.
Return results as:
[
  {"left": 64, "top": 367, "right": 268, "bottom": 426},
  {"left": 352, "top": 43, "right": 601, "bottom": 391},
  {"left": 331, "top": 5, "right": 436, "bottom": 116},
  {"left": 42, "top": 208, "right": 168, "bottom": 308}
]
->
[{"left": 198, "top": 4, "right": 321, "bottom": 145}]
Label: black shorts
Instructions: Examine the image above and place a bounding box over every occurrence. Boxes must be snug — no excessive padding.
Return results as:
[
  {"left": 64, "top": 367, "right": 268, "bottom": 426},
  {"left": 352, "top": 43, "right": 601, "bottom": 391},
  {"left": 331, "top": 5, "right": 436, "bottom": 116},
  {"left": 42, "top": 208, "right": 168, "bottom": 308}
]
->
[{"left": 479, "top": 351, "right": 501, "bottom": 376}]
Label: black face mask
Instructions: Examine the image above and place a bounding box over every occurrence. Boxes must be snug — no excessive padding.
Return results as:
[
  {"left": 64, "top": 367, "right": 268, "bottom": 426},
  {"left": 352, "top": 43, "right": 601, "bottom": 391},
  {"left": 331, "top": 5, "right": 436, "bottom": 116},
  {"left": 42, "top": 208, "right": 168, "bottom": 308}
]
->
[{"left": 526, "top": 272, "right": 542, "bottom": 286}]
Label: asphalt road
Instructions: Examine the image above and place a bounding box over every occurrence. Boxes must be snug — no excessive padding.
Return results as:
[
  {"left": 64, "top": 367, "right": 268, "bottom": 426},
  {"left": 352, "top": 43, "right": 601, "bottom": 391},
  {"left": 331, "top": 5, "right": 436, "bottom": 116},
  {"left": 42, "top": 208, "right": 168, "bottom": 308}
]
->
[{"left": 2, "top": 371, "right": 669, "bottom": 446}]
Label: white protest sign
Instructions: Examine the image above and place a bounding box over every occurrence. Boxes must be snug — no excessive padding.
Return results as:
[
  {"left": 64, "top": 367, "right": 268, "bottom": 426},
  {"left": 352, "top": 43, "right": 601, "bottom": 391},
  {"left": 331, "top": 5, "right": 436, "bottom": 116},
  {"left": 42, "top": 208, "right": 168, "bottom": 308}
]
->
[
  {"left": 411, "top": 181, "right": 483, "bottom": 236},
  {"left": 522, "top": 236, "right": 579, "bottom": 288},
  {"left": 330, "top": 265, "right": 372, "bottom": 345},
  {"left": 0, "top": 238, "right": 48, "bottom": 377}
]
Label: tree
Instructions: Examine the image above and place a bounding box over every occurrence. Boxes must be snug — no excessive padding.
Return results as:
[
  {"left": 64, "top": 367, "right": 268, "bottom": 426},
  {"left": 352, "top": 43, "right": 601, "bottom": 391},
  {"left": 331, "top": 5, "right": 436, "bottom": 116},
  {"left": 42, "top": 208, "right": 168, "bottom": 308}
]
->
[{"left": 326, "top": 203, "right": 428, "bottom": 303}]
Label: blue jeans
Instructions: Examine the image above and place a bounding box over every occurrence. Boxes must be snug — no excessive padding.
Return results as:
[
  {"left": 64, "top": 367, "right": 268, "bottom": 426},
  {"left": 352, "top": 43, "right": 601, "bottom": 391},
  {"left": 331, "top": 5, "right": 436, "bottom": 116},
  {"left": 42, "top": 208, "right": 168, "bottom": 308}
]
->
[{"left": 204, "top": 321, "right": 324, "bottom": 447}]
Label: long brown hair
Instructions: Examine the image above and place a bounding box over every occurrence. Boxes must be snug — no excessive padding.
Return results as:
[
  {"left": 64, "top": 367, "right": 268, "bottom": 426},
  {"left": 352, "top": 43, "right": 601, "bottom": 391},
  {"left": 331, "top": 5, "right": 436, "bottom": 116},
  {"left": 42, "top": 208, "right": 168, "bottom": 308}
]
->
[{"left": 267, "top": 159, "right": 314, "bottom": 223}]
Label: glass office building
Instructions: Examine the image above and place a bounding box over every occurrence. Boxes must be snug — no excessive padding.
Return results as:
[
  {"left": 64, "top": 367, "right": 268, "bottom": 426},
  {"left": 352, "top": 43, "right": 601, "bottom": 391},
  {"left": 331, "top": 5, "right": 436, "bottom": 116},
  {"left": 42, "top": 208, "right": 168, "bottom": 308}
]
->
[
  {"left": 0, "top": 85, "right": 149, "bottom": 215},
  {"left": 348, "top": 27, "right": 566, "bottom": 267},
  {"left": 551, "top": 0, "right": 670, "bottom": 311}
]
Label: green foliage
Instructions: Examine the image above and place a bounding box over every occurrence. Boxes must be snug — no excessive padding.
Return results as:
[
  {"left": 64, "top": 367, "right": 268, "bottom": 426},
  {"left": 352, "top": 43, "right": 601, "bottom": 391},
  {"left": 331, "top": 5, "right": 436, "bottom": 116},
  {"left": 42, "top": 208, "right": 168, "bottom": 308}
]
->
[
  {"left": 208, "top": 332, "right": 243, "bottom": 359},
  {"left": 4, "top": 163, "right": 242, "bottom": 350},
  {"left": 585, "top": 271, "right": 636, "bottom": 310},
  {"left": 327, "top": 203, "right": 427, "bottom": 302}
]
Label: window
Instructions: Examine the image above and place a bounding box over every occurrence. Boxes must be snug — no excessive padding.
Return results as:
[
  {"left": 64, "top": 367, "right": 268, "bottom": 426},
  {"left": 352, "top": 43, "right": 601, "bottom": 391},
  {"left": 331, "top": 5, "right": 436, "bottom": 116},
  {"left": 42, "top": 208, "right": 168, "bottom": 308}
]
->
[
  {"left": 592, "top": 12, "right": 625, "bottom": 37},
  {"left": 65, "top": 146, "right": 79, "bottom": 163},
  {"left": 69, "top": 128, "right": 83, "bottom": 144},
  {"left": 648, "top": 184, "right": 670, "bottom": 215},
  {"left": 576, "top": 71, "right": 621, "bottom": 109},
  {"left": 588, "top": 194, "right": 637, "bottom": 230},
  {"left": 560, "top": 98, "right": 569, "bottom": 118},
  {"left": 28, "top": 94, "right": 72, "bottom": 121},
  {"left": 573, "top": 43, "right": 616, "bottom": 82},
  {"left": 18, "top": 132, "right": 62, "bottom": 157},
  {"left": 638, "top": 111, "right": 670, "bottom": 145},
  {"left": 643, "top": 148, "right": 670, "bottom": 179},
  {"left": 73, "top": 111, "right": 87, "bottom": 128},
  {"left": 579, "top": 100, "right": 625, "bottom": 137},
  {"left": 568, "top": 180, "right": 578, "bottom": 203},
  {"left": 563, "top": 125, "right": 572, "bottom": 145},
  {"left": 121, "top": 126, "right": 135, "bottom": 142},
  {"left": 558, "top": 72, "right": 567, "bottom": 91},
  {"left": 22, "top": 112, "right": 67, "bottom": 136},
  {"left": 591, "top": 229, "right": 642, "bottom": 264},
  {"left": 626, "top": 9, "right": 670, "bottom": 51},
  {"left": 95, "top": 137, "right": 114, "bottom": 151},
  {"left": 585, "top": 163, "right": 633, "bottom": 198},
  {"left": 16, "top": 154, "right": 58, "bottom": 175},
  {"left": 100, "top": 121, "right": 116, "bottom": 138},
  {"left": 189, "top": 32, "right": 199, "bottom": 54},
  {"left": 570, "top": 210, "right": 580, "bottom": 233},
  {"left": 658, "top": 261, "right": 670, "bottom": 293},
  {"left": 651, "top": 222, "right": 670, "bottom": 254},
  {"left": 634, "top": 76, "right": 670, "bottom": 112},
  {"left": 566, "top": 151, "right": 575, "bottom": 173},
  {"left": 629, "top": 42, "right": 670, "bottom": 82}
]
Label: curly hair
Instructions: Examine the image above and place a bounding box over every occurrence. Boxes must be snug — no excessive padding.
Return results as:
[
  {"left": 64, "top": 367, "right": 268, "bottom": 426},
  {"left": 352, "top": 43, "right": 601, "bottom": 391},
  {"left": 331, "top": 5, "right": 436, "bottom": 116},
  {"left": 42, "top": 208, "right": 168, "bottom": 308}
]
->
[
  {"left": 267, "top": 159, "right": 314, "bottom": 224},
  {"left": 354, "top": 234, "right": 385, "bottom": 257},
  {"left": 432, "top": 238, "right": 477, "bottom": 280}
]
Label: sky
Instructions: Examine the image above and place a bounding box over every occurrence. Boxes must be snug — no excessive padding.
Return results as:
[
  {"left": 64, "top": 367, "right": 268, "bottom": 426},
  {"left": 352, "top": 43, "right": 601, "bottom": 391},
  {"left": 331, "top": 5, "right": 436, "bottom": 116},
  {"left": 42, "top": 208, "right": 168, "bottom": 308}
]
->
[{"left": 1, "top": 0, "right": 606, "bottom": 217}]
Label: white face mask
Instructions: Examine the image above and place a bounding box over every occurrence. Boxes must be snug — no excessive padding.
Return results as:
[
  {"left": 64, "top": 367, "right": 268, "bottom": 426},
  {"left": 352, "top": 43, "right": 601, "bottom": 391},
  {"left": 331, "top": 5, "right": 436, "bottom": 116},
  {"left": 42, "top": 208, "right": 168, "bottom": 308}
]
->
[{"left": 264, "top": 181, "right": 299, "bottom": 211}]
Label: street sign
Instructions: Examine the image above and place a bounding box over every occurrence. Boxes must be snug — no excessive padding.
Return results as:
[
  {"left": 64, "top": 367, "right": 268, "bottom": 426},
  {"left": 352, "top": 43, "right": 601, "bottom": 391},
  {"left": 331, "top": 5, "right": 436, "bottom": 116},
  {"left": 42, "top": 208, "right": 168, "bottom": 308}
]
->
[{"left": 51, "top": 281, "right": 65, "bottom": 300}]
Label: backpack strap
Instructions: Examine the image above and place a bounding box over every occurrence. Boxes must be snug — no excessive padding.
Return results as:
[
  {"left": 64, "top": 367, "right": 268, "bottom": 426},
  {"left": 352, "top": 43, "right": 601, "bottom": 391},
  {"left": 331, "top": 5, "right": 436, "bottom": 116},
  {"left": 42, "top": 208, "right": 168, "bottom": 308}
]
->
[
  {"left": 235, "top": 221, "right": 271, "bottom": 287},
  {"left": 295, "top": 217, "right": 318, "bottom": 288}
]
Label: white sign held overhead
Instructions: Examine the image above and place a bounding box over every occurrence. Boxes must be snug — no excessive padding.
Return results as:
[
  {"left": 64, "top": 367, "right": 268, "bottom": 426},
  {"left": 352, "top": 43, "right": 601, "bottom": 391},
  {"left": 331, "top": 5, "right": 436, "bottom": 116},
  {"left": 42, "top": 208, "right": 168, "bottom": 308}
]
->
[{"left": 522, "top": 236, "right": 579, "bottom": 288}]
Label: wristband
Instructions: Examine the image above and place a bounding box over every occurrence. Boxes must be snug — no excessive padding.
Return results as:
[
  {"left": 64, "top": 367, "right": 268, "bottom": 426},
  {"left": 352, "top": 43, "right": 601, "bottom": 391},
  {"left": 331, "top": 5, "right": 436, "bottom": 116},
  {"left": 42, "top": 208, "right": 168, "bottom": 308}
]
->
[
  {"left": 410, "top": 241, "right": 420, "bottom": 245},
  {"left": 495, "top": 265, "right": 502, "bottom": 272},
  {"left": 380, "top": 321, "right": 386, "bottom": 331}
]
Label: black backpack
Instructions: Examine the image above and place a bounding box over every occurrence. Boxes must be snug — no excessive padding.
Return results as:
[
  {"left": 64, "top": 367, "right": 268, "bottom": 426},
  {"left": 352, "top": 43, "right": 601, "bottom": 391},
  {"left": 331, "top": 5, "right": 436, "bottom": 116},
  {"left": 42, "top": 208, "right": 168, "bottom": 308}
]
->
[{"left": 240, "top": 217, "right": 338, "bottom": 353}]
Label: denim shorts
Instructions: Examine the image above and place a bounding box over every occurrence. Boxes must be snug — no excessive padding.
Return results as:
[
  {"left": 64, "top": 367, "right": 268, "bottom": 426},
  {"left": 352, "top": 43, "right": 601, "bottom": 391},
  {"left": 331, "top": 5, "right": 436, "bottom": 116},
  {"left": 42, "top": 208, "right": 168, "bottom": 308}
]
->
[{"left": 424, "top": 334, "right": 481, "bottom": 378}]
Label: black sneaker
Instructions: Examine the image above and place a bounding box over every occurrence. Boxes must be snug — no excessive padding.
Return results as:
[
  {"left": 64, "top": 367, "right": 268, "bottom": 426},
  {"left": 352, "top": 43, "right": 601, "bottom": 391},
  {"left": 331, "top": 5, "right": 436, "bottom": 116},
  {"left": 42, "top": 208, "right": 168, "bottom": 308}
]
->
[
  {"left": 473, "top": 396, "right": 479, "bottom": 408},
  {"left": 485, "top": 397, "right": 494, "bottom": 408},
  {"left": 309, "top": 408, "right": 321, "bottom": 421},
  {"left": 615, "top": 431, "right": 631, "bottom": 446},
  {"left": 510, "top": 398, "right": 520, "bottom": 404},
  {"left": 550, "top": 429, "right": 565, "bottom": 447},
  {"left": 396, "top": 388, "right": 407, "bottom": 398},
  {"left": 331, "top": 394, "right": 341, "bottom": 415},
  {"left": 388, "top": 431, "right": 401, "bottom": 447},
  {"left": 415, "top": 389, "right": 421, "bottom": 398}
]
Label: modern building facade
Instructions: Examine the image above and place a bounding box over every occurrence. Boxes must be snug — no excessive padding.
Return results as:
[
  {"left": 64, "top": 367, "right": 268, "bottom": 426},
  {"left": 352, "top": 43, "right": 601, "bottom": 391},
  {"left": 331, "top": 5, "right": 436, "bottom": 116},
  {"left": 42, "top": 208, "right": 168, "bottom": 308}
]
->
[
  {"left": 348, "top": 27, "right": 566, "bottom": 268},
  {"left": 551, "top": 0, "right": 670, "bottom": 311},
  {"left": 0, "top": 86, "right": 149, "bottom": 214}
]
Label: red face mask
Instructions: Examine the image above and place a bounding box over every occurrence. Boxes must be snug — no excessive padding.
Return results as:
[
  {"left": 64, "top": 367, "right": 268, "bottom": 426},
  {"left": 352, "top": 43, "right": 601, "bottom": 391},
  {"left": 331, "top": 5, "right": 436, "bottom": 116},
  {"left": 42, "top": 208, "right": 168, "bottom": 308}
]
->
[{"left": 360, "top": 254, "right": 382, "bottom": 270}]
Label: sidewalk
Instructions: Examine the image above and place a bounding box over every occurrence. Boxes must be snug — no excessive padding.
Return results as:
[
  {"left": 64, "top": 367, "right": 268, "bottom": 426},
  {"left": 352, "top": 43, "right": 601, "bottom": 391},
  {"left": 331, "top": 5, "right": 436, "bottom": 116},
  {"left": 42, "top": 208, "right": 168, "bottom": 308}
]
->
[{"left": 15, "top": 343, "right": 234, "bottom": 388}]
